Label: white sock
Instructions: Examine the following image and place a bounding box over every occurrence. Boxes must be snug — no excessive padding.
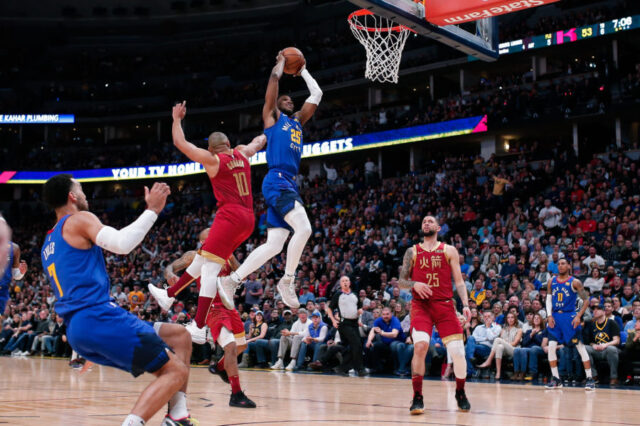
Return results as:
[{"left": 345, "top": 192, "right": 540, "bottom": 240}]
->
[
  {"left": 585, "top": 368, "right": 592, "bottom": 379},
  {"left": 283, "top": 203, "right": 312, "bottom": 276},
  {"left": 233, "top": 228, "right": 289, "bottom": 281},
  {"left": 551, "top": 366, "right": 559, "bottom": 378},
  {"left": 122, "top": 414, "right": 145, "bottom": 426},
  {"left": 169, "top": 391, "right": 189, "bottom": 419}
]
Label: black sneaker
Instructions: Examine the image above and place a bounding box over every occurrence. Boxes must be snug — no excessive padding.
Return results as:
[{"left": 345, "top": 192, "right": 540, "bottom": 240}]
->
[
  {"left": 229, "top": 391, "right": 256, "bottom": 408},
  {"left": 161, "top": 414, "right": 199, "bottom": 425},
  {"left": 545, "top": 376, "right": 563, "bottom": 389},
  {"left": 208, "top": 361, "right": 229, "bottom": 384},
  {"left": 455, "top": 389, "right": 470, "bottom": 411},
  {"left": 410, "top": 393, "right": 424, "bottom": 415},
  {"left": 333, "top": 366, "right": 348, "bottom": 377},
  {"left": 357, "top": 368, "right": 369, "bottom": 377}
]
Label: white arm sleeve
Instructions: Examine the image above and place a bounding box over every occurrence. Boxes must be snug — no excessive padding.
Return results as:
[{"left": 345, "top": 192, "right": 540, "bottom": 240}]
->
[
  {"left": 95, "top": 210, "right": 158, "bottom": 255},
  {"left": 12, "top": 268, "right": 24, "bottom": 280},
  {"left": 546, "top": 294, "right": 553, "bottom": 316},
  {"left": 300, "top": 69, "right": 322, "bottom": 105}
]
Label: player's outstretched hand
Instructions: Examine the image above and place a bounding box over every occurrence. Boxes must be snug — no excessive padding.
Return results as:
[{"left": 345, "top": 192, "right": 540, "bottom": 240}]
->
[
  {"left": 276, "top": 50, "right": 284, "bottom": 64},
  {"left": 414, "top": 281, "right": 433, "bottom": 299},
  {"left": 145, "top": 182, "right": 171, "bottom": 214},
  {"left": 547, "top": 315, "right": 555, "bottom": 329},
  {"left": 172, "top": 101, "right": 187, "bottom": 121}
]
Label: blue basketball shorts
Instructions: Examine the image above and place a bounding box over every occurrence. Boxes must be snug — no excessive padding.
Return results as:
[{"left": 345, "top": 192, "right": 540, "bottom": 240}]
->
[
  {"left": 262, "top": 170, "right": 303, "bottom": 231},
  {"left": 66, "top": 302, "right": 171, "bottom": 377},
  {"left": 548, "top": 312, "right": 583, "bottom": 347}
]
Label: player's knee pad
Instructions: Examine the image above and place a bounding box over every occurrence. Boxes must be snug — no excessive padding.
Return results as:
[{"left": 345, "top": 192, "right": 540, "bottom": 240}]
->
[
  {"left": 412, "top": 328, "right": 431, "bottom": 346},
  {"left": 217, "top": 327, "right": 235, "bottom": 348},
  {"left": 446, "top": 340, "right": 466, "bottom": 379},
  {"left": 185, "top": 253, "right": 206, "bottom": 277},
  {"left": 576, "top": 342, "right": 590, "bottom": 362},
  {"left": 284, "top": 202, "right": 311, "bottom": 237},
  {"left": 548, "top": 340, "right": 558, "bottom": 361},
  {"left": 200, "top": 261, "right": 222, "bottom": 298}
]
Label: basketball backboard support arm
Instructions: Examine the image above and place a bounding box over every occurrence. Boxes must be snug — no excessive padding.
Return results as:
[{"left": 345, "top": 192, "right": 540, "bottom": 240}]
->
[{"left": 347, "top": 0, "right": 499, "bottom": 61}]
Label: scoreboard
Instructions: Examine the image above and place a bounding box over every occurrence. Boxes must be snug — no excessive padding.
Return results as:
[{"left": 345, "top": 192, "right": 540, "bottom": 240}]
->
[{"left": 498, "top": 15, "right": 638, "bottom": 55}]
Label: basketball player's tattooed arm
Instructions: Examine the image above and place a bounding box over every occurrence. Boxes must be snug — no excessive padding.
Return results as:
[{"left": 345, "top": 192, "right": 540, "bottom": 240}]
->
[
  {"left": 228, "top": 255, "right": 240, "bottom": 272},
  {"left": 398, "top": 247, "right": 432, "bottom": 299},
  {"left": 164, "top": 250, "right": 197, "bottom": 286},
  {"left": 171, "top": 101, "right": 219, "bottom": 169},
  {"left": 263, "top": 52, "right": 285, "bottom": 128},
  {"left": 447, "top": 245, "right": 472, "bottom": 321},
  {"left": 572, "top": 278, "right": 589, "bottom": 328}
]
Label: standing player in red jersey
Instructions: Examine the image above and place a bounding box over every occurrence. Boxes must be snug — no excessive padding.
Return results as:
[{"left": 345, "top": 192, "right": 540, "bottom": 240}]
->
[
  {"left": 149, "top": 101, "right": 266, "bottom": 344},
  {"left": 161, "top": 228, "right": 256, "bottom": 409},
  {"left": 398, "top": 215, "right": 472, "bottom": 414}
]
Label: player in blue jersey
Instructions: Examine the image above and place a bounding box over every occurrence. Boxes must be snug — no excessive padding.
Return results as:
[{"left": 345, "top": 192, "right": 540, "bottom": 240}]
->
[
  {"left": 41, "top": 174, "right": 197, "bottom": 426},
  {"left": 545, "top": 257, "right": 595, "bottom": 390},
  {"left": 0, "top": 215, "right": 27, "bottom": 317},
  {"left": 218, "top": 50, "right": 322, "bottom": 310}
]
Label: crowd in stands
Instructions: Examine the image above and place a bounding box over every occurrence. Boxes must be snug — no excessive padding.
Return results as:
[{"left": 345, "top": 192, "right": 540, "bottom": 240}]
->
[
  {"left": 3, "top": 52, "right": 637, "bottom": 172},
  {"left": 2, "top": 139, "right": 639, "bottom": 385}
]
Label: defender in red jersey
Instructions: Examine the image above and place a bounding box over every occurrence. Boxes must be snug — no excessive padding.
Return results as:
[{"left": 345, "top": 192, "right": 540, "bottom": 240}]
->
[
  {"left": 399, "top": 215, "right": 472, "bottom": 414},
  {"left": 148, "top": 101, "right": 266, "bottom": 345},
  {"left": 159, "top": 227, "right": 256, "bottom": 409}
]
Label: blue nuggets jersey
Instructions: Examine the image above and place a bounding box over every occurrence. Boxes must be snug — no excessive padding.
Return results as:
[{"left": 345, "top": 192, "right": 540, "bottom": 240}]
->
[
  {"left": 264, "top": 112, "right": 303, "bottom": 176},
  {"left": 551, "top": 276, "right": 578, "bottom": 313},
  {"left": 41, "top": 215, "right": 111, "bottom": 319},
  {"left": 0, "top": 243, "right": 13, "bottom": 298}
]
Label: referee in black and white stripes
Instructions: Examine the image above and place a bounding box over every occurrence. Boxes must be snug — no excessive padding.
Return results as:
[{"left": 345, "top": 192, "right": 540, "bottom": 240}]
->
[{"left": 326, "top": 276, "right": 367, "bottom": 376}]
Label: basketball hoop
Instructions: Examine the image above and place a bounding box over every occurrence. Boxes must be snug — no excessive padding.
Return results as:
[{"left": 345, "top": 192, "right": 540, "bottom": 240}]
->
[{"left": 348, "top": 9, "right": 412, "bottom": 84}]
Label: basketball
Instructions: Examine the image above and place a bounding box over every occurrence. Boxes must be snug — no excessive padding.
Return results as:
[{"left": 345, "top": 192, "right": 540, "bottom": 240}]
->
[{"left": 282, "top": 47, "right": 305, "bottom": 75}]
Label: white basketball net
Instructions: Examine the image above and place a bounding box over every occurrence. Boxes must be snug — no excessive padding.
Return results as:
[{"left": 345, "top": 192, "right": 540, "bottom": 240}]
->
[{"left": 348, "top": 10, "right": 411, "bottom": 84}]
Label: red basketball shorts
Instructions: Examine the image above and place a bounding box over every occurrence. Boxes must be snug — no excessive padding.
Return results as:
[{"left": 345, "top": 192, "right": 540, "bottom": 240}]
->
[
  {"left": 207, "top": 304, "right": 246, "bottom": 345},
  {"left": 410, "top": 298, "right": 463, "bottom": 344},
  {"left": 200, "top": 205, "right": 254, "bottom": 264}
]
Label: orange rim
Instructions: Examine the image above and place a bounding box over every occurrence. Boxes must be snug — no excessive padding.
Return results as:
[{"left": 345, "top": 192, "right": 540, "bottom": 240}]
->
[{"left": 348, "top": 9, "right": 412, "bottom": 33}]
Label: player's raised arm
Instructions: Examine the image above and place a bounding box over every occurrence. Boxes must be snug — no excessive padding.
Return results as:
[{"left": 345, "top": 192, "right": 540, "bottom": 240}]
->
[
  {"left": 172, "top": 101, "right": 218, "bottom": 167},
  {"left": 236, "top": 134, "right": 267, "bottom": 158},
  {"left": 294, "top": 65, "right": 322, "bottom": 125},
  {"left": 67, "top": 183, "right": 170, "bottom": 255},
  {"left": 447, "top": 245, "right": 471, "bottom": 321},
  {"left": 263, "top": 52, "right": 285, "bottom": 128}
]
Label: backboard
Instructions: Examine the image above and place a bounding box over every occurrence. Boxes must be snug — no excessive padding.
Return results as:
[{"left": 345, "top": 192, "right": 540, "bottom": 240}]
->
[{"left": 347, "top": 0, "right": 499, "bottom": 61}]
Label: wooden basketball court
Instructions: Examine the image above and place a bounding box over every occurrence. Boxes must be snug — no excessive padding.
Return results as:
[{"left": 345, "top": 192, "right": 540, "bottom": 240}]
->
[{"left": 1, "top": 357, "right": 638, "bottom": 425}]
